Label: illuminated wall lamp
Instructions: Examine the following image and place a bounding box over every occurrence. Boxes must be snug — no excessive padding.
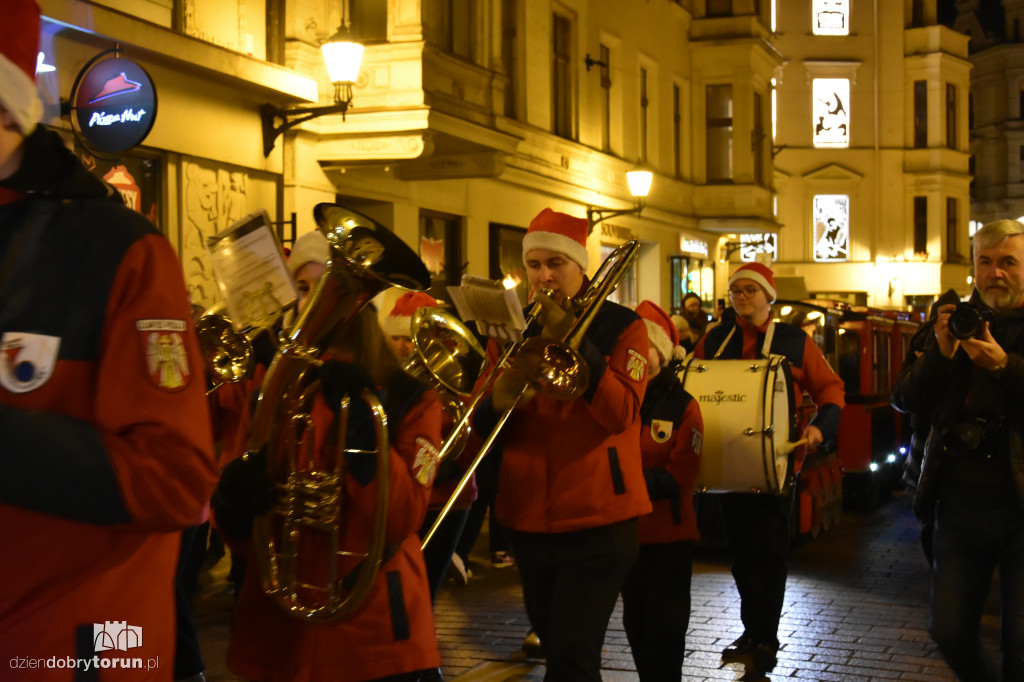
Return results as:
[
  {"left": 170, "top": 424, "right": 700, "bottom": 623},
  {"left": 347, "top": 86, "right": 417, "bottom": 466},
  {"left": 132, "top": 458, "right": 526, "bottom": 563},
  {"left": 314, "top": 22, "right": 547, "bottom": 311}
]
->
[
  {"left": 260, "top": 24, "right": 364, "bottom": 157},
  {"left": 586, "top": 163, "right": 654, "bottom": 233}
]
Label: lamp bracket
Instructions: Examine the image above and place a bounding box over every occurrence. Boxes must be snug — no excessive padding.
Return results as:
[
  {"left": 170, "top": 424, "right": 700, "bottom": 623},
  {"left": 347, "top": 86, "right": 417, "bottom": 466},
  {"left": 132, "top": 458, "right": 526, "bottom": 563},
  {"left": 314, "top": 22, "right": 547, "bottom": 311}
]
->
[
  {"left": 585, "top": 53, "right": 609, "bottom": 71},
  {"left": 586, "top": 201, "right": 644, "bottom": 234},
  {"left": 260, "top": 97, "right": 351, "bottom": 157}
]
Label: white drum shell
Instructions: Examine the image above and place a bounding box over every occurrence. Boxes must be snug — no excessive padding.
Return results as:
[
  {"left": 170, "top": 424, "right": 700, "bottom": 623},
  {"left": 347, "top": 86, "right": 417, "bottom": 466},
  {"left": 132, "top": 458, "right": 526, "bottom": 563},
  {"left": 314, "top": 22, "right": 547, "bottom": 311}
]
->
[{"left": 679, "top": 356, "right": 796, "bottom": 494}]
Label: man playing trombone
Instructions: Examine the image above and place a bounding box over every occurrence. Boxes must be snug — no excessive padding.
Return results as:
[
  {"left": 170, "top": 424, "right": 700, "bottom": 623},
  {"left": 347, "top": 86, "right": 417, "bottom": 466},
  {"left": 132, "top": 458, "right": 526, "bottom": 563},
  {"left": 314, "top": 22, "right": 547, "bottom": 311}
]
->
[{"left": 474, "top": 208, "right": 652, "bottom": 681}]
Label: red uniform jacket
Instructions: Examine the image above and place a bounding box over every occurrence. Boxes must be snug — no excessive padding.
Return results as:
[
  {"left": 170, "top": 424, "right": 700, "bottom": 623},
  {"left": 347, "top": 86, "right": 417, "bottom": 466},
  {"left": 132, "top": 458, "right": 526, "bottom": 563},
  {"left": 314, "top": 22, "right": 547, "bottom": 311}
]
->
[
  {"left": 226, "top": 384, "right": 444, "bottom": 682},
  {"left": 481, "top": 301, "right": 653, "bottom": 533},
  {"left": 0, "top": 127, "right": 217, "bottom": 681},
  {"left": 637, "top": 370, "right": 704, "bottom": 544}
]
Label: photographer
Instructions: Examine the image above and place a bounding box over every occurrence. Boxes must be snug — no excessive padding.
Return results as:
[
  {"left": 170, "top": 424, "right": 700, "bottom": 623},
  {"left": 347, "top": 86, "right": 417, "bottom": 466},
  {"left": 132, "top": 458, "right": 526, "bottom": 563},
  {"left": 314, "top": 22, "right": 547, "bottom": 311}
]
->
[{"left": 891, "top": 219, "right": 1024, "bottom": 681}]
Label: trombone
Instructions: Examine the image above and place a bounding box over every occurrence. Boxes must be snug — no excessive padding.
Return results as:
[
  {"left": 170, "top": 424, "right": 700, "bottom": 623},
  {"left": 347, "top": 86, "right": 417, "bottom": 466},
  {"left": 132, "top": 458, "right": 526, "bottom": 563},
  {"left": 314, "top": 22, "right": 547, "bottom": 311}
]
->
[{"left": 420, "top": 240, "right": 641, "bottom": 548}]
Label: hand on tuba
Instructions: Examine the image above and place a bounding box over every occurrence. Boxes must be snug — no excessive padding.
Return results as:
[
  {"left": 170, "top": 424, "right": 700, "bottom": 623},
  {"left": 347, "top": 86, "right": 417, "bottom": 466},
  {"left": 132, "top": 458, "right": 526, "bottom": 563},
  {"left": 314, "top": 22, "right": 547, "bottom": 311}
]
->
[
  {"left": 491, "top": 367, "right": 536, "bottom": 413},
  {"left": 212, "top": 447, "right": 274, "bottom": 540},
  {"left": 533, "top": 290, "right": 578, "bottom": 341}
]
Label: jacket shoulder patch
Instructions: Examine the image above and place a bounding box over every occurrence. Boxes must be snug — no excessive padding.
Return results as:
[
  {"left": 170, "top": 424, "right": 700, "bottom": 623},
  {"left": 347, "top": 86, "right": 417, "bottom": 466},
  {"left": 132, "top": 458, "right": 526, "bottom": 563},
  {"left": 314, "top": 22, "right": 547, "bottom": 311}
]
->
[
  {"left": 0, "top": 332, "right": 61, "bottom": 393},
  {"left": 139, "top": 319, "right": 191, "bottom": 391}
]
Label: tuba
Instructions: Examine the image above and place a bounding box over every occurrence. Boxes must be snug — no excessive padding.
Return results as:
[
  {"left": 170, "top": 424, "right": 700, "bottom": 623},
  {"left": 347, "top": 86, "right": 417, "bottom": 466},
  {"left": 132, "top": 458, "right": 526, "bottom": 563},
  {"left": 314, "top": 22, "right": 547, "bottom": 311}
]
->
[
  {"left": 195, "top": 302, "right": 282, "bottom": 395},
  {"left": 401, "top": 307, "right": 487, "bottom": 463},
  {"left": 249, "top": 203, "right": 430, "bottom": 622}
]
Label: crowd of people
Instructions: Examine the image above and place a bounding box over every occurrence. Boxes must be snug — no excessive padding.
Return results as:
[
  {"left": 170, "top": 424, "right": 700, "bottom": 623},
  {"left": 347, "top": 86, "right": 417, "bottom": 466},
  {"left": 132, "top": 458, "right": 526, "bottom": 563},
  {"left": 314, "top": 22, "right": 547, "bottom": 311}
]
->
[{"left": 4, "top": 2, "right": 1021, "bottom": 680}]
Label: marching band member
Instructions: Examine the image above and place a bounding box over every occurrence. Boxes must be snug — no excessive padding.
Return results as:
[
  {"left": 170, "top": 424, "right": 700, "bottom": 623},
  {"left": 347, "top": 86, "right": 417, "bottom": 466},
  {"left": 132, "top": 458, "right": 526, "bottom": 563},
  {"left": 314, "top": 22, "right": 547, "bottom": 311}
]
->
[
  {"left": 213, "top": 303, "right": 444, "bottom": 682},
  {"left": 475, "top": 208, "right": 652, "bottom": 681},
  {"left": 0, "top": 2, "right": 218, "bottom": 679},
  {"left": 693, "top": 262, "right": 845, "bottom": 674},
  {"left": 621, "top": 301, "right": 703, "bottom": 682},
  {"left": 383, "top": 290, "right": 479, "bottom": 605}
]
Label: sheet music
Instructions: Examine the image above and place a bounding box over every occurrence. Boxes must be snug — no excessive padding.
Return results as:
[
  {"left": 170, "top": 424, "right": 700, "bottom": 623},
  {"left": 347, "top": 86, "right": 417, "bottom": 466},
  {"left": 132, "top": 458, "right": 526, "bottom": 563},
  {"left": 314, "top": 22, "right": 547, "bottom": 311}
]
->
[
  {"left": 206, "top": 209, "right": 297, "bottom": 331},
  {"left": 447, "top": 275, "right": 528, "bottom": 343}
]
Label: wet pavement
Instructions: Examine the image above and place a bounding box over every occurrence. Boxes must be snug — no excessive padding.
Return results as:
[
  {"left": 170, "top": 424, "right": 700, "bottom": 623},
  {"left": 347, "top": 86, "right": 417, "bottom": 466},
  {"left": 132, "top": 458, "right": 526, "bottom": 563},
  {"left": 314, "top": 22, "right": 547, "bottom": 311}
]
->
[{"left": 194, "top": 492, "right": 998, "bottom": 681}]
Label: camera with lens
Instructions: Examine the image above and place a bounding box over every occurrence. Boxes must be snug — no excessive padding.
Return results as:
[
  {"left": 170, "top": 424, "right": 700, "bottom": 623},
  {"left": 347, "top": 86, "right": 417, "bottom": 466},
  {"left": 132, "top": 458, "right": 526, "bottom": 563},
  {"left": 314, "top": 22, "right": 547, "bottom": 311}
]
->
[{"left": 947, "top": 302, "right": 994, "bottom": 340}]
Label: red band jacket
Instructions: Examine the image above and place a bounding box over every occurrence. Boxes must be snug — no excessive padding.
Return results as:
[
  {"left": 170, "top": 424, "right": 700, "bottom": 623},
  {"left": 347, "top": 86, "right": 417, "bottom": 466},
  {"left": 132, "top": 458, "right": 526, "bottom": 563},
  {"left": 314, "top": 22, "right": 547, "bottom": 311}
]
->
[
  {"left": 477, "top": 300, "right": 653, "bottom": 534},
  {"left": 226, "top": 378, "right": 444, "bottom": 682},
  {"left": 0, "top": 127, "right": 218, "bottom": 680},
  {"left": 637, "top": 370, "right": 704, "bottom": 544}
]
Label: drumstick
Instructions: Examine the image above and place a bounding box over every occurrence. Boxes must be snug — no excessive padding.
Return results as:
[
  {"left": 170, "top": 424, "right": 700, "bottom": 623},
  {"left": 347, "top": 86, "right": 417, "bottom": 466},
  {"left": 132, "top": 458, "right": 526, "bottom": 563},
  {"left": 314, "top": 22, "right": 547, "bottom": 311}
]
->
[{"left": 777, "top": 437, "right": 808, "bottom": 455}]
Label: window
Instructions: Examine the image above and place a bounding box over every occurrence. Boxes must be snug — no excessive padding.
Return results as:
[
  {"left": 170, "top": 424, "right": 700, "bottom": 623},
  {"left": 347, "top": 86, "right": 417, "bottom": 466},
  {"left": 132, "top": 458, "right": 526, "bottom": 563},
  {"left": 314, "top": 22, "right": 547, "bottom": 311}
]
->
[
  {"left": 753, "top": 91, "right": 764, "bottom": 186},
  {"left": 670, "top": 256, "right": 706, "bottom": 313},
  {"left": 812, "top": 0, "right": 849, "bottom": 36},
  {"left": 599, "top": 44, "right": 611, "bottom": 151},
  {"left": 706, "top": 84, "right": 733, "bottom": 181},
  {"left": 913, "top": 196, "right": 928, "bottom": 256},
  {"left": 501, "top": 0, "right": 518, "bottom": 118},
  {"left": 351, "top": 0, "right": 387, "bottom": 43},
  {"left": 639, "top": 68, "right": 649, "bottom": 162},
  {"left": 489, "top": 223, "right": 529, "bottom": 306},
  {"left": 813, "top": 78, "right": 849, "bottom": 148},
  {"left": 436, "top": 0, "right": 472, "bottom": 59},
  {"left": 912, "top": 0, "right": 925, "bottom": 27},
  {"left": 419, "top": 210, "right": 464, "bottom": 303},
  {"left": 673, "top": 84, "right": 682, "bottom": 177},
  {"left": 946, "top": 83, "right": 957, "bottom": 150},
  {"left": 813, "top": 194, "right": 850, "bottom": 262},
  {"left": 601, "top": 244, "right": 637, "bottom": 308},
  {"left": 707, "top": 0, "right": 732, "bottom": 17},
  {"left": 946, "top": 197, "right": 959, "bottom": 260},
  {"left": 913, "top": 80, "right": 927, "bottom": 148},
  {"left": 552, "top": 13, "right": 574, "bottom": 139},
  {"left": 740, "top": 233, "right": 777, "bottom": 262}
]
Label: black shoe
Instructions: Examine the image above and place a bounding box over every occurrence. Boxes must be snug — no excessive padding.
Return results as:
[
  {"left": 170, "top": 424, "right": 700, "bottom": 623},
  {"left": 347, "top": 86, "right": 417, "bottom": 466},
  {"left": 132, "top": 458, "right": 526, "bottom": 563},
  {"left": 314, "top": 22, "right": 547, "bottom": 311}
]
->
[
  {"left": 722, "top": 633, "right": 757, "bottom": 659},
  {"left": 750, "top": 644, "right": 777, "bottom": 672},
  {"left": 420, "top": 667, "right": 444, "bottom": 682}
]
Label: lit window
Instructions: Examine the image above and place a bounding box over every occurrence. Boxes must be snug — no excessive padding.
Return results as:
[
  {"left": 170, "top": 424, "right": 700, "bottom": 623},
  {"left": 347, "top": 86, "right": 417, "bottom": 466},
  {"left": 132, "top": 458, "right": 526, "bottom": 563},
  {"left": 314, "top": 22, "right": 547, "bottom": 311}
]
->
[
  {"left": 813, "top": 195, "right": 850, "bottom": 262},
  {"left": 813, "top": 0, "right": 849, "bottom": 36},
  {"left": 740, "top": 233, "right": 777, "bottom": 262},
  {"left": 812, "top": 78, "right": 849, "bottom": 148}
]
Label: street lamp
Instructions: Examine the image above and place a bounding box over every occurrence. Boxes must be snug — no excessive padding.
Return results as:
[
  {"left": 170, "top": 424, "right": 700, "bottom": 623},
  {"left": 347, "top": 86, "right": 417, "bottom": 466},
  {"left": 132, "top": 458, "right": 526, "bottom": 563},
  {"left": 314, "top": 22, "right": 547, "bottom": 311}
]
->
[
  {"left": 586, "top": 163, "right": 654, "bottom": 233},
  {"left": 260, "top": 24, "right": 364, "bottom": 157}
]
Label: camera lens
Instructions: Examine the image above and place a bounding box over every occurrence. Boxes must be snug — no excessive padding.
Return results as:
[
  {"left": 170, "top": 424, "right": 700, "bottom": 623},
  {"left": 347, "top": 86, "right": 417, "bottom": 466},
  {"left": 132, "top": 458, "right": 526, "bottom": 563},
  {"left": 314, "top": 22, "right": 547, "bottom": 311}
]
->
[{"left": 948, "top": 304, "right": 982, "bottom": 340}]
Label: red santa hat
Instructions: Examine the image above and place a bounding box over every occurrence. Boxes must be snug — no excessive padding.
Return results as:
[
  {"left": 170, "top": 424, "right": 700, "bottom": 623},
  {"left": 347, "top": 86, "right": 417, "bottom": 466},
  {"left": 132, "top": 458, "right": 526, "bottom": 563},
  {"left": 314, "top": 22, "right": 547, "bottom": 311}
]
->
[
  {"left": 635, "top": 300, "right": 685, "bottom": 364},
  {"left": 521, "top": 208, "right": 589, "bottom": 271},
  {"left": 384, "top": 291, "right": 439, "bottom": 338},
  {"left": 288, "top": 231, "right": 330, "bottom": 277},
  {"left": 729, "top": 262, "right": 777, "bottom": 303},
  {"left": 0, "top": 0, "right": 43, "bottom": 135}
]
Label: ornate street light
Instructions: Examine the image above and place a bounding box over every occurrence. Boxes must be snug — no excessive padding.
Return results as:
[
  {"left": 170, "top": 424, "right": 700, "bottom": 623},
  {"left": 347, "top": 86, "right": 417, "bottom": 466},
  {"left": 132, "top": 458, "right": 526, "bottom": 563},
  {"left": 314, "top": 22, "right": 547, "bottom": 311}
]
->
[{"left": 587, "top": 162, "right": 654, "bottom": 233}]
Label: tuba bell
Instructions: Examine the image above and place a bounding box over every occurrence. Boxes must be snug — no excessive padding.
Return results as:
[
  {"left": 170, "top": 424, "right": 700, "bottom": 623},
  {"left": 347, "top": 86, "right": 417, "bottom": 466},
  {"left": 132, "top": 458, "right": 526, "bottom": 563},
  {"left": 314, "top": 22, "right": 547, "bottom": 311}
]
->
[{"left": 248, "top": 203, "right": 431, "bottom": 622}]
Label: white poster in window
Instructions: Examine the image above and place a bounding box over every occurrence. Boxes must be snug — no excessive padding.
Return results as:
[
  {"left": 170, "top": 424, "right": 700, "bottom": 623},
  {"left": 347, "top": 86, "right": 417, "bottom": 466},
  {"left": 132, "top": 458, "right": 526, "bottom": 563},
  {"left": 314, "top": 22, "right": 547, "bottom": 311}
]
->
[
  {"left": 813, "top": 79, "right": 850, "bottom": 148},
  {"left": 813, "top": 195, "right": 850, "bottom": 262},
  {"left": 813, "top": 0, "right": 849, "bottom": 35},
  {"left": 740, "top": 233, "right": 777, "bottom": 262}
]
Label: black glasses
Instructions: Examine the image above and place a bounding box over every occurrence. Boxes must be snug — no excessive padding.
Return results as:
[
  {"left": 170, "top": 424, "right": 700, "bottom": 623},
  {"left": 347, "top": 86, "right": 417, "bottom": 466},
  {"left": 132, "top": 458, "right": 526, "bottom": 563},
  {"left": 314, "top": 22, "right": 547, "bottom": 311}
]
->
[{"left": 728, "top": 285, "right": 761, "bottom": 299}]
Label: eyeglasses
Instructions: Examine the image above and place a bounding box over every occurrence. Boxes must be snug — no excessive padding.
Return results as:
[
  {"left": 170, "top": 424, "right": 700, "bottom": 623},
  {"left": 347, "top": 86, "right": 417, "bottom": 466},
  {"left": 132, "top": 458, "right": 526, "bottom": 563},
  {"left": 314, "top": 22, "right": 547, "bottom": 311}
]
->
[{"left": 728, "top": 285, "right": 762, "bottom": 299}]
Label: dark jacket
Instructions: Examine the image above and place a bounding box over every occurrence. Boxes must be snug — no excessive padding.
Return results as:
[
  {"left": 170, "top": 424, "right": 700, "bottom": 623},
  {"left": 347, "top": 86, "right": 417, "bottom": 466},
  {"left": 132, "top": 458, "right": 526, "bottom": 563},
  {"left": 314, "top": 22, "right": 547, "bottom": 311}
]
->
[{"left": 891, "top": 291, "right": 1024, "bottom": 520}]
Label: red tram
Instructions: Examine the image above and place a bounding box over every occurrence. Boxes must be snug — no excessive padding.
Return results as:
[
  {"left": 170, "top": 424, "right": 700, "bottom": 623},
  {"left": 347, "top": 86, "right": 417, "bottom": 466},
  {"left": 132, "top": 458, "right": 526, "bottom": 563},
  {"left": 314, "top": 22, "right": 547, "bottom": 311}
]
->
[{"left": 774, "top": 300, "right": 924, "bottom": 536}]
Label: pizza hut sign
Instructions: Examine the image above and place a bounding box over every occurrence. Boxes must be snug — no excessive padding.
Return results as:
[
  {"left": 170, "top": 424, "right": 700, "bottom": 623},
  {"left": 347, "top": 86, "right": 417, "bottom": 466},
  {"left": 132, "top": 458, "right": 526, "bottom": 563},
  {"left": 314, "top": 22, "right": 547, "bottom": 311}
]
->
[{"left": 73, "top": 56, "right": 157, "bottom": 153}]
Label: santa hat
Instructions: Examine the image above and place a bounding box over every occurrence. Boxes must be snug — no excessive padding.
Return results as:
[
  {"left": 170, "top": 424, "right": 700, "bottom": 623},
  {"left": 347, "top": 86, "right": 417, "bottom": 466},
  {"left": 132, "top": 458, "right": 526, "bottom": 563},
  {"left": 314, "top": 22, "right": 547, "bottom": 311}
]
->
[
  {"left": 635, "top": 300, "right": 685, "bottom": 364},
  {"left": 0, "top": 0, "right": 43, "bottom": 135},
  {"left": 522, "top": 208, "right": 589, "bottom": 271},
  {"left": 288, "top": 231, "right": 330, "bottom": 276},
  {"left": 384, "top": 291, "right": 439, "bottom": 338},
  {"left": 729, "top": 262, "right": 777, "bottom": 303}
]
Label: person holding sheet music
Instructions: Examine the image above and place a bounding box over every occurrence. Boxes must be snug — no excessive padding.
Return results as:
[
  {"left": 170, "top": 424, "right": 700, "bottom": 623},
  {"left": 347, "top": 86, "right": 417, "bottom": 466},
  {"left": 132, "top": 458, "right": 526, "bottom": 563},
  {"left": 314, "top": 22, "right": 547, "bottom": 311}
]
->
[
  {"left": 474, "top": 208, "right": 652, "bottom": 681},
  {"left": 693, "top": 262, "right": 845, "bottom": 674}
]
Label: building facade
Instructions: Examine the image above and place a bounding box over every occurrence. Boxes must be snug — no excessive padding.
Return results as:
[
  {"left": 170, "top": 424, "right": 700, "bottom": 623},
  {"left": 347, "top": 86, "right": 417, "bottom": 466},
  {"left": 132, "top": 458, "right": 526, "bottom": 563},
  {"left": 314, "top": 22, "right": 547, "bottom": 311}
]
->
[{"left": 35, "top": 0, "right": 969, "bottom": 317}]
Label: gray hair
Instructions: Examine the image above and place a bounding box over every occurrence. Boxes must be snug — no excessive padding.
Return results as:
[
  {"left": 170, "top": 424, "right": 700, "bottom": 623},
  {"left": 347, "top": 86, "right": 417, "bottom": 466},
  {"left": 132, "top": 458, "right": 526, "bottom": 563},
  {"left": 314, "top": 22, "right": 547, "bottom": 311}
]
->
[{"left": 974, "top": 219, "right": 1024, "bottom": 251}]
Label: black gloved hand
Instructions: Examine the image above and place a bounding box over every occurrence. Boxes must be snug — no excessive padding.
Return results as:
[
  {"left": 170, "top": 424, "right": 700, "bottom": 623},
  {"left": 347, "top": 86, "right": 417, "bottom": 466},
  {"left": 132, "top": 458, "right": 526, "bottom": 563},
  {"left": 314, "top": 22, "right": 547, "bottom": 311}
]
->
[
  {"left": 318, "top": 360, "right": 380, "bottom": 485},
  {"left": 212, "top": 447, "right": 274, "bottom": 540}
]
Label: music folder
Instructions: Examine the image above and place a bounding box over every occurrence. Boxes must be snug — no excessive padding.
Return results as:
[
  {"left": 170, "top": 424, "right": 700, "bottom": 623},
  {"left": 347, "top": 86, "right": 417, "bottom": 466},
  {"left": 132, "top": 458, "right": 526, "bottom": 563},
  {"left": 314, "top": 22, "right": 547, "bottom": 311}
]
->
[
  {"left": 447, "top": 275, "right": 528, "bottom": 343},
  {"left": 206, "top": 209, "right": 297, "bottom": 331}
]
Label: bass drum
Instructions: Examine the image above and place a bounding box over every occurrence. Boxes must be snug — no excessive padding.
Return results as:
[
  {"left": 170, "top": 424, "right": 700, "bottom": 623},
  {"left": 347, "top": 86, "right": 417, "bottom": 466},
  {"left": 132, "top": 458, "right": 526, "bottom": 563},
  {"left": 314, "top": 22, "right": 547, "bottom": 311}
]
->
[{"left": 679, "top": 355, "right": 797, "bottom": 494}]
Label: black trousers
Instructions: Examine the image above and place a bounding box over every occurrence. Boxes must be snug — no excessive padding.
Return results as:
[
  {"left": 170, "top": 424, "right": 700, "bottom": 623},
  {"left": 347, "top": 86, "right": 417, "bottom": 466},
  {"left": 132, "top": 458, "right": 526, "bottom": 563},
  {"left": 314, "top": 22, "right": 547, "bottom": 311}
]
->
[
  {"left": 621, "top": 540, "right": 694, "bottom": 682},
  {"left": 510, "top": 519, "right": 639, "bottom": 682},
  {"left": 721, "top": 492, "right": 792, "bottom": 650}
]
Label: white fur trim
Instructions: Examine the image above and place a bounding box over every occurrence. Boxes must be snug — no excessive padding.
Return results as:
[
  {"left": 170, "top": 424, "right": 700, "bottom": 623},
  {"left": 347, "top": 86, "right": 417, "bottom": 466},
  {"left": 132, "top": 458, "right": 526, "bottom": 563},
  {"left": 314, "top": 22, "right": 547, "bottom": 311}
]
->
[
  {"left": 729, "top": 268, "right": 777, "bottom": 302},
  {"left": 383, "top": 314, "right": 412, "bottom": 338},
  {"left": 522, "top": 231, "right": 589, "bottom": 271},
  {"left": 643, "top": 319, "right": 673, "bottom": 365},
  {"left": 0, "top": 52, "right": 41, "bottom": 135}
]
